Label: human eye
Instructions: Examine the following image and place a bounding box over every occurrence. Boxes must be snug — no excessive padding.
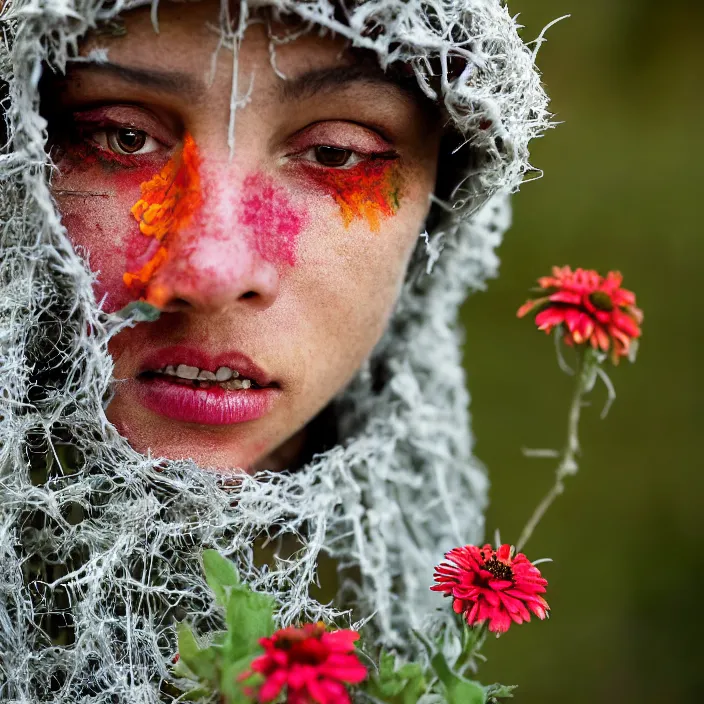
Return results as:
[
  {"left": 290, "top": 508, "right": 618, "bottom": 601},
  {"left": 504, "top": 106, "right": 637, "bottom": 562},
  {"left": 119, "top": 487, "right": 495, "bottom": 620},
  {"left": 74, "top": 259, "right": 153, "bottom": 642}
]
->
[
  {"left": 285, "top": 122, "right": 399, "bottom": 170},
  {"left": 57, "top": 105, "right": 176, "bottom": 163},
  {"left": 297, "top": 145, "right": 365, "bottom": 168},
  {"left": 90, "top": 126, "right": 160, "bottom": 156}
]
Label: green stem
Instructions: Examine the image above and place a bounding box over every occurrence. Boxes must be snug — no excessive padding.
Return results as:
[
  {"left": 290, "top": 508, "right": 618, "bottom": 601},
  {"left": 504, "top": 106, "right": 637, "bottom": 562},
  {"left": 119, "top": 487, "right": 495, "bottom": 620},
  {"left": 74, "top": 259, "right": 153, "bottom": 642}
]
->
[
  {"left": 516, "top": 351, "right": 594, "bottom": 553},
  {"left": 455, "top": 623, "right": 488, "bottom": 675}
]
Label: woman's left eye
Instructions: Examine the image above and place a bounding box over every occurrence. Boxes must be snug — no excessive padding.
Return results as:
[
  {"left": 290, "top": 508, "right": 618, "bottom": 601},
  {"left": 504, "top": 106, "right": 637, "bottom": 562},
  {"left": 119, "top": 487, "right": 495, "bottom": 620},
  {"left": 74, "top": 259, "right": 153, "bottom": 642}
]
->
[
  {"left": 91, "top": 128, "right": 160, "bottom": 156},
  {"left": 300, "top": 145, "right": 365, "bottom": 169}
]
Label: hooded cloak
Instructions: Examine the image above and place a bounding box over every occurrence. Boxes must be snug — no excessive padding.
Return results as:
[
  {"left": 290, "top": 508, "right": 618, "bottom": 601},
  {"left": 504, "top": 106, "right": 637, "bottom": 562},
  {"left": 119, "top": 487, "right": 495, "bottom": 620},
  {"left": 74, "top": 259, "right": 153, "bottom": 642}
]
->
[{"left": 0, "top": 0, "right": 550, "bottom": 700}]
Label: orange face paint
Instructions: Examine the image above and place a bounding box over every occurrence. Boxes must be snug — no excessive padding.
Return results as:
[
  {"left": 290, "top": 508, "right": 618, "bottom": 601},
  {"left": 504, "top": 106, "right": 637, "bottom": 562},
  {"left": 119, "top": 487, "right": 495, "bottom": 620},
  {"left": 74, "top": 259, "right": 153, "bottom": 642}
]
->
[
  {"left": 304, "top": 159, "right": 403, "bottom": 233},
  {"left": 123, "top": 133, "right": 201, "bottom": 303}
]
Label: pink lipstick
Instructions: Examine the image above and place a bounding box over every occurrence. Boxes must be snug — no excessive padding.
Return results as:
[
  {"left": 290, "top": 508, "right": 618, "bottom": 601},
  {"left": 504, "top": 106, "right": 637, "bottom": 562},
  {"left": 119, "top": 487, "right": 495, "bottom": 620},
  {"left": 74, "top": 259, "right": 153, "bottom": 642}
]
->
[{"left": 133, "top": 346, "right": 280, "bottom": 425}]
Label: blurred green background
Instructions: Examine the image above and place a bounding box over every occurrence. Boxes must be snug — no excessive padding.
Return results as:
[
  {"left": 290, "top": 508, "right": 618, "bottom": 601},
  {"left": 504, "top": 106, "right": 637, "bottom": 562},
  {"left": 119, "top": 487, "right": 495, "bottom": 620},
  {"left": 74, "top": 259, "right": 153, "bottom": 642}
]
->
[{"left": 460, "top": 1, "right": 703, "bottom": 702}]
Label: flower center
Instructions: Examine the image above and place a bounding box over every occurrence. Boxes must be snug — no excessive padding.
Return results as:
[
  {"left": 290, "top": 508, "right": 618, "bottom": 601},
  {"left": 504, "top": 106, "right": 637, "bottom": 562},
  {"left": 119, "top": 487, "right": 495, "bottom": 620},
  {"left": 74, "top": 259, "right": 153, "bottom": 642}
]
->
[
  {"left": 483, "top": 557, "right": 513, "bottom": 582},
  {"left": 589, "top": 290, "right": 614, "bottom": 311},
  {"left": 276, "top": 622, "right": 326, "bottom": 650}
]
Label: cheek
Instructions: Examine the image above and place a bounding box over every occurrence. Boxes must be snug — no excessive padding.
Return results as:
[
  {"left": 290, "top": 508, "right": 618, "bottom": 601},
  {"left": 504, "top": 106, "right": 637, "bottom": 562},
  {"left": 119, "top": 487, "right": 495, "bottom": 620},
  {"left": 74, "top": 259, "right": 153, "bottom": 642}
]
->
[
  {"left": 58, "top": 183, "right": 148, "bottom": 314},
  {"left": 55, "top": 142, "right": 174, "bottom": 313},
  {"left": 238, "top": 172, "right": 307, "bottom": 267},
  {"left": 301, "top": 160, "right": 404, "bottom": 233}
]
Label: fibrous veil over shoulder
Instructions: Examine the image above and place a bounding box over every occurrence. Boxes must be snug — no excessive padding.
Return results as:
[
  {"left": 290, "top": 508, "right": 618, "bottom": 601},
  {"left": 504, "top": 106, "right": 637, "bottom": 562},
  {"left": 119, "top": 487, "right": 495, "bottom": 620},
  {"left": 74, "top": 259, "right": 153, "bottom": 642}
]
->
[{"left": 0, "top": 0, "right": 549, "bottom": 700}]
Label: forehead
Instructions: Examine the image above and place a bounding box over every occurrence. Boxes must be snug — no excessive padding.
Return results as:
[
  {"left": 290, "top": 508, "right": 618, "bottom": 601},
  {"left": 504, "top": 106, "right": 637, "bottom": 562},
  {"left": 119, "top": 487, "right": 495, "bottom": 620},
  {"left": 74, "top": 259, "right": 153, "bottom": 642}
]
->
[
  {"left": 67, "top": 1, "right": 427, "bottom": 121},
  {"left": 78, "top": 2, "right": 365, "bottom": 95}
]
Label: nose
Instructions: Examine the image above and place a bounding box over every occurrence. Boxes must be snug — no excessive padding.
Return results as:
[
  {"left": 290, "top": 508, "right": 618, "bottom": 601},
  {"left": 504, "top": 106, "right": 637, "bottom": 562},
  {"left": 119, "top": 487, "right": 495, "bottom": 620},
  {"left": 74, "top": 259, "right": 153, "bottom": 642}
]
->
[{"left": 142, "top": 160, "right": 281, "bottom": 315}]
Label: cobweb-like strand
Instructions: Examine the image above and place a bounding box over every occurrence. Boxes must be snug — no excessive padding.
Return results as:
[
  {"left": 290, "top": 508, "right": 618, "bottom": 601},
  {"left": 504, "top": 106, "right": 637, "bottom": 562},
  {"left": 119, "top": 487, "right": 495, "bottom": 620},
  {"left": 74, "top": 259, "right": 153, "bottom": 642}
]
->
[{"left": 0, "top": 0, "right": 548, "bottom": 701}]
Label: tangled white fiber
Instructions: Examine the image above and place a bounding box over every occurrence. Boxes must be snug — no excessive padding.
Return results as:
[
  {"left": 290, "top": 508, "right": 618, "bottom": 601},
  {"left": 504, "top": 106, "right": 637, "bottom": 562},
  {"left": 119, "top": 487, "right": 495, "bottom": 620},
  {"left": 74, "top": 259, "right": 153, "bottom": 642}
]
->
[{"left": 0, "top": 0, "right": 550, "bottom": 701}]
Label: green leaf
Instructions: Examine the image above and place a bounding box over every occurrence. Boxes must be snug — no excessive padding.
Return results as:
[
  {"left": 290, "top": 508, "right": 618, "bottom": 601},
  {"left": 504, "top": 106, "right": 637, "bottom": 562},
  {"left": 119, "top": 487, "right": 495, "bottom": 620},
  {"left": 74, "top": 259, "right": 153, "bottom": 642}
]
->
[
  {"left": 367, "top": 650, "right": 427, "bottom": 703},
  {"left": 444, "top": 679, "right": 487, "bottom": 704},
  {"left": 430, "top": 651, "right": 486, "bottom": 704},
  {"left": 485, "top": 683, "right": 518, "bottom": 702},
  {"left": 219, "top": 656, "right": 259, "bottom": 704},
  {"left": 178, "top": 685, "right": 216, "bottom": 702},
  {"left": 223, "top": 588, "right": 275, "bottom": 661},
  {"left": 202, "top": 550, "right": 243, "bottom": 606},
  {"left": 115, "top": 300, "right": 161, "bottom": 322},
  {"left": 177, "top": 622, "right": 220, "bottom": 687},
  {"left": 410, "top": 629, "right": 435, "bottom": 660},
  {"left": 199, "top": 551, "right": 274, "bottom": 669}
]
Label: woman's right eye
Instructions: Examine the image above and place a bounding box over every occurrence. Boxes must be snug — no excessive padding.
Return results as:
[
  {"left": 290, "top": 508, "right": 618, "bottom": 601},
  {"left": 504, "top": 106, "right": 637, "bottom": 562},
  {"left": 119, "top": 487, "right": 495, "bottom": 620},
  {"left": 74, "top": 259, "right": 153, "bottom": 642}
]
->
[{"left": 91, "top": 127, "right": 160, "bottom": 156}]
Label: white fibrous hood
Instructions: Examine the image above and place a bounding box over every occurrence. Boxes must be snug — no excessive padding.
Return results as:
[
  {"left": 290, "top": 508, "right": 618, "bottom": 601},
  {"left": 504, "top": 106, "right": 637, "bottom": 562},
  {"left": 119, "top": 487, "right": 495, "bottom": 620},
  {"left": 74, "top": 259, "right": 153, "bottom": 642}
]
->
[{"left": 0, "top": 0, "right": 549, "bottom": 700}]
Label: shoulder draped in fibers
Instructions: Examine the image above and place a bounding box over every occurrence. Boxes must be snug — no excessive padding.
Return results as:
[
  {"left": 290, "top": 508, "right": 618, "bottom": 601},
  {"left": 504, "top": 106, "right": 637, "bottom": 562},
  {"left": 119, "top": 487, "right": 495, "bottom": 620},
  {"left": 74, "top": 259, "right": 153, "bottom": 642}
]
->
[{"left": 0, "top": 0, "right": 550, "bottom": 700}]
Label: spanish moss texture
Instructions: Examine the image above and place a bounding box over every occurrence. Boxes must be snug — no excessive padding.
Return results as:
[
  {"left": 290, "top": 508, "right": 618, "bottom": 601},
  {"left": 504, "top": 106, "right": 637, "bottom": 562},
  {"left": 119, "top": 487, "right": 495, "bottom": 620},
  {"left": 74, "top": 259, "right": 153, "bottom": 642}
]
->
[{"left": 0, "top": 0, "right": 549, "bottom": 700}]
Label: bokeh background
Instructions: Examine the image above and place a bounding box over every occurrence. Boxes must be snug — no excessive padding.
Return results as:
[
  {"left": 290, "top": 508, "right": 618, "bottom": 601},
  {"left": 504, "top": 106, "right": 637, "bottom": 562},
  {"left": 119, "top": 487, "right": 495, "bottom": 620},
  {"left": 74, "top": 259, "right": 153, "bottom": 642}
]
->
[{"left": 460, "top": 1, "right": 703, "bottom": 702}]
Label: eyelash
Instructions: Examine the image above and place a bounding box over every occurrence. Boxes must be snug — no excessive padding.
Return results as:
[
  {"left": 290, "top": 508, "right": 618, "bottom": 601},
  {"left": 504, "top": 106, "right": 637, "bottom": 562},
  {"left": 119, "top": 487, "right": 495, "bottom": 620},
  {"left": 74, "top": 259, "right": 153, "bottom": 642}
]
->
[
  {"left": 75, "top": 125, "right": 398, "bottom": 170},
  {"left": 291, "top": 145, "right": 399, "bottom": 170},
  {"left": 296, "top": 146, "right": 365, "bottom": 168}
]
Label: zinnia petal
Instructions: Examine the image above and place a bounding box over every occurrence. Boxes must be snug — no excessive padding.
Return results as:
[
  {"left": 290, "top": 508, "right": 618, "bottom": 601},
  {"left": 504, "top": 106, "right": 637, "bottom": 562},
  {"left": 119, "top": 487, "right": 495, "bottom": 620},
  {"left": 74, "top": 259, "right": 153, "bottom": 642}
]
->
[
  {"left": 246, "top": 624, "right": 365, "bottom": 704},
  {"left": 432, "top": 544, "right": 550, "bottom": 634},
  {"left": 519, "top": 266, "right": 641, "bottom": 362},
  {"left": 258, "top": 669, "right": 287, "bottom": 703},
  {"left": 535, "top": 307, "right": 566, "bottom": 331}
]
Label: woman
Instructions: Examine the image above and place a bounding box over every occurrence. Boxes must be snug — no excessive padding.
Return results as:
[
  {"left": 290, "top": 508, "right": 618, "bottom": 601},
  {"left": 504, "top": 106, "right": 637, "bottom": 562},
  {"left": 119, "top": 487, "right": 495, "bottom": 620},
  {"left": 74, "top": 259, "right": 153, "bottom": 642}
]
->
[{"left": 0, "top": 0, "right": 549, "bottom": 700}]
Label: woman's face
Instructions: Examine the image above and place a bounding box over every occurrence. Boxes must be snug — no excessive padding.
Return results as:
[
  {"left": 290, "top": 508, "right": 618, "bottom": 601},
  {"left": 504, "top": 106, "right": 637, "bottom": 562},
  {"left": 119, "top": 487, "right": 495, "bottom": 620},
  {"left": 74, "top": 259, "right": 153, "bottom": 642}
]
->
[{"left": 48, "top": 0, "right": 441, "bottom": 472}]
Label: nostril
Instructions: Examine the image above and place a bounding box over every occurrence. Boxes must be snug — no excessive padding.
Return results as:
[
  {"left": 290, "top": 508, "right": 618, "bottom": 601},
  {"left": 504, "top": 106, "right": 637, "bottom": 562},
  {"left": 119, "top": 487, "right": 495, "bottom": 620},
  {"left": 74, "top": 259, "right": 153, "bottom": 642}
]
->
[
  {"left": 156, "top": 296, "right": 193, "bottom": 313},
  {"left": 240, "top": 291, "right": 257, "bottom": 300},
  {"left": 171, "top": 297, "right": 192, "bottom": 309}
]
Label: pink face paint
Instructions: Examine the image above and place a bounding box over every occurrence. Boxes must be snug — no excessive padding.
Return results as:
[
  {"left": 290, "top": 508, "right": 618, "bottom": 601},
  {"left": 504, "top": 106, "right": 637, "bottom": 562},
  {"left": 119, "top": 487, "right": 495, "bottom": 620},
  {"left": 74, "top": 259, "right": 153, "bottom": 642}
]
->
[
  {"left": 57, "top": 137, "right": 303, "bottom": 315},
  {"left": 54, "top": 135, "right": 178, "bottom": 314},
  {"left": 239, "top": 172, "right": 304, "bottom": 267}
]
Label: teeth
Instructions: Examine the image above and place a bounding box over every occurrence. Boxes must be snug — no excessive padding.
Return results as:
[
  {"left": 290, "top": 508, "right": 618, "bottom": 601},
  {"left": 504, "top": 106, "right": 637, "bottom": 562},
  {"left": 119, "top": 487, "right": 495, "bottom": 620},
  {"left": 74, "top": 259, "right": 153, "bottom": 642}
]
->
[
  {"left": 155, "top": 364, "right": 255, "bottom": 388},
  {"left": 176, "top": 364, "right": 199, "bottom": 380},
  {"left": 215, "top": 366, "right": 235, "bottom": 382}
]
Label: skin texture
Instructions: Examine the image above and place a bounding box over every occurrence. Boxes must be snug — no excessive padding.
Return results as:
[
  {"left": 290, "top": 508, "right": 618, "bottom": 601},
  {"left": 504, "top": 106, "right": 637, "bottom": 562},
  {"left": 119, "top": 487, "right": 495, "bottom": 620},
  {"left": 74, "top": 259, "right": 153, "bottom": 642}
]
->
[{"left": 47, "top": 0, "right": 442, "bottom": 472}]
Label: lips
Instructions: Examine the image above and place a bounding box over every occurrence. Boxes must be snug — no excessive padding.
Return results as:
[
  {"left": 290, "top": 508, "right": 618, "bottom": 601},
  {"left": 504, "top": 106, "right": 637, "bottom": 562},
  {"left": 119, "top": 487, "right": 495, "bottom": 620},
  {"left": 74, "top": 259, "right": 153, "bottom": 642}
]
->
[
  {"left": 132, "top": 345, "right": 281, "bottom": 425},
  {"left": 138, "top": 345, "right": 276, "bottom": 387}
]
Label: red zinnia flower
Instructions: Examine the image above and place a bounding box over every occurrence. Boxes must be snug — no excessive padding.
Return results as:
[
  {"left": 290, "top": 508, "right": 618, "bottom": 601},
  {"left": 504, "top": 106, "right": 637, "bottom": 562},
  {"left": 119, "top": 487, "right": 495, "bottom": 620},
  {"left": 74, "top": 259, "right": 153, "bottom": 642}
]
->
[
  {"left": 517, "top": 266, "right": 643, "bottom": 363},
  {"left": 431, "top": 544, "right": 549, "bottom": 634},
  {"left": 243, "top": 622, "right": 367, "bottom": 704}
]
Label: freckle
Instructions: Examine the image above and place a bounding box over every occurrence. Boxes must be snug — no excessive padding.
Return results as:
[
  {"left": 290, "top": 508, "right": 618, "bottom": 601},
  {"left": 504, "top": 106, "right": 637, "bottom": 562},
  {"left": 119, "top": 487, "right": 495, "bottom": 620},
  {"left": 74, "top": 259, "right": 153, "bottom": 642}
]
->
[{"left": 239, "top": 173, "right": 305, "bottom": 267}]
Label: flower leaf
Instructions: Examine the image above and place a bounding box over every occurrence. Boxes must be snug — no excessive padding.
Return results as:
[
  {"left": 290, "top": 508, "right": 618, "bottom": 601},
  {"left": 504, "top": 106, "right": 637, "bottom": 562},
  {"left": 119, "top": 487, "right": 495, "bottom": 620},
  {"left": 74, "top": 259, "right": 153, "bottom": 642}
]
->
[
  {"left": 444, "top": 679, "right": 487, "bottom": 704},
  {"left": 222, "top": 586, "right": 275, "bottom": 662},
  {"left": 114, "top": 300, "right": 161, "bottom": 322},
  {"left": 176, "top": 622, "right": 220, "bottom": 687},
  {"left": 202, "top": 550, "right": 244, "bottom": 606},
  {"left": 176, "top": 685, "right": 217, "bottom": 702},
  {"left": 485, "top": 683, "right": 518, "bottom": 702},
  {"left": 200, "top": 551, "right": 274, "bottom": 668},
  {"left": 219, "top": 656, "right": 259, "bottom": 704},
  {"left": 367, "top": 650, "right": 427, "bottom": 703},
  {"left": 430, "top": 650, "right": 486, "bottom": 704}
]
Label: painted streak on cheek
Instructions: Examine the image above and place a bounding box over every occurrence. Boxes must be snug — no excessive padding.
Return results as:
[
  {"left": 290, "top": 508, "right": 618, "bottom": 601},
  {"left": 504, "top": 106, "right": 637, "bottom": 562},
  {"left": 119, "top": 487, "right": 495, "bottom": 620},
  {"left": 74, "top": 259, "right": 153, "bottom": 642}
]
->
[
  {"left": 302, "top": 159, "right": 404, "bottom": 233},
  {"left": 238, "top": 172, "right": 306, "bottom": 267},
  {"left": 123, "top": 133, "right": 201, "bottom": 305},
  {"left": 56, "top": 189, "right": 150, "bottom": 314}
]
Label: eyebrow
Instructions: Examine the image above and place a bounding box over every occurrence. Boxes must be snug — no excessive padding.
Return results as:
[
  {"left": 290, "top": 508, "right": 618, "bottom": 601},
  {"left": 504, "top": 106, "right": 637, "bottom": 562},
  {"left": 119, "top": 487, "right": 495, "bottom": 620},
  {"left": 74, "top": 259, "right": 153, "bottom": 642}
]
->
[
  {"left": 278, "top": 63, "right": 419, "bottom": 104},
  {"left": 66, "top": 61, "right": 204, "bottom": 98},
  {"left": 65, "top": 60, "right": 424, "bottom": 110}
]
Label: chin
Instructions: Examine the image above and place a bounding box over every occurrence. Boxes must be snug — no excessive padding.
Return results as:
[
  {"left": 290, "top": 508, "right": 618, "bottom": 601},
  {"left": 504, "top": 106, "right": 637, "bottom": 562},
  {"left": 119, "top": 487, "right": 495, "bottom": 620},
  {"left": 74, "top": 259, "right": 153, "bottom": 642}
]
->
[{"left": 107, "top": 400, "right": 271, "bottom": 474}]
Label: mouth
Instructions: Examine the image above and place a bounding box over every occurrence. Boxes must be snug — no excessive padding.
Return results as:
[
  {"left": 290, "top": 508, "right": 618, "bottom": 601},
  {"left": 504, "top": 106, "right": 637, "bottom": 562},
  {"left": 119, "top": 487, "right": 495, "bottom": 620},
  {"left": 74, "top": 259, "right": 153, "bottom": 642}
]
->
[
  {"left": 139, "top": 364, "right": 276, "bottom": 391},
  {"left": 132, "top": 347, "right": 281, "bottom": 426}
]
